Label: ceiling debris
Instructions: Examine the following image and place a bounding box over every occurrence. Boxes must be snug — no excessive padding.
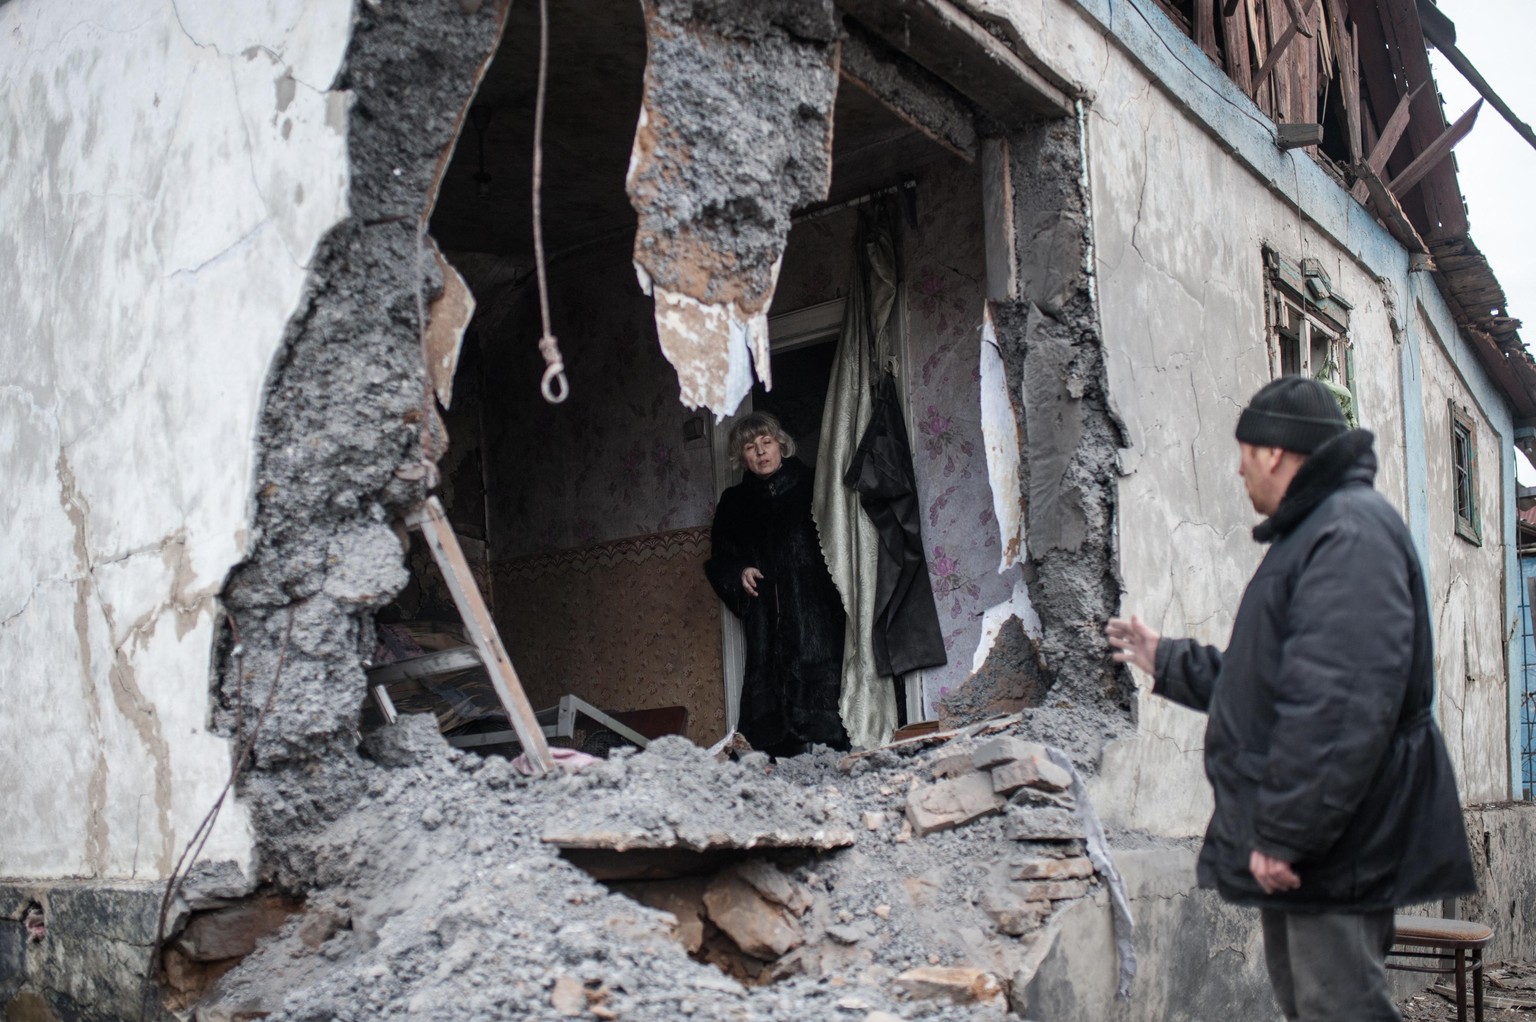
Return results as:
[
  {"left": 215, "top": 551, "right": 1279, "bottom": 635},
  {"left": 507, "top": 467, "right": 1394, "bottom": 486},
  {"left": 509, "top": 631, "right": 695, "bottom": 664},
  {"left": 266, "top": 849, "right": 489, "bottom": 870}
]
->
[{"left": 625, "top": 0, "right": 840, "bottom": 416}]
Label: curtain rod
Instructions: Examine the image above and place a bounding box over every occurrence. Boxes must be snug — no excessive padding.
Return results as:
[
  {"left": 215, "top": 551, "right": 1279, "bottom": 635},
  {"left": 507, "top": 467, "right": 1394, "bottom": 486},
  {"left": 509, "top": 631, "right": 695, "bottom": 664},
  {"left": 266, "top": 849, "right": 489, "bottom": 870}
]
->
[{"left": 793, "top": 178, "right": 917, "bottom": 225}]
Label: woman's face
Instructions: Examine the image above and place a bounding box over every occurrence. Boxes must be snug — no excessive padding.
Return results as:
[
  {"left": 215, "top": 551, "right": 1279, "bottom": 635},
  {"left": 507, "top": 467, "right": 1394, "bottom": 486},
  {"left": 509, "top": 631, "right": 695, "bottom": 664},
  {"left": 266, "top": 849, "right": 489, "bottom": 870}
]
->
[{"left": 741, "top": 432, "right": 783, "bottom": 478}]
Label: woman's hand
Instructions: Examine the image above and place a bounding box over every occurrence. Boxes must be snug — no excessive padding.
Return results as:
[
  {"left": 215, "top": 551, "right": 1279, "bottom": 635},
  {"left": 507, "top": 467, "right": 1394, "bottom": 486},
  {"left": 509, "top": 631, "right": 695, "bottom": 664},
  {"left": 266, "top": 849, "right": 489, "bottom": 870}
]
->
[{"left": 741, "top": 567, "right": 764, "bottom": 597}]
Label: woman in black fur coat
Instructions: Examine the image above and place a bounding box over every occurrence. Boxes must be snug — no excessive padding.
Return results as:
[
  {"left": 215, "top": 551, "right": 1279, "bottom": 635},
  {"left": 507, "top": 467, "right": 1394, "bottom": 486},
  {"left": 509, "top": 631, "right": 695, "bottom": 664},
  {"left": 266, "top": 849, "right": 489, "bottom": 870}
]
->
[{"left": 705, "top": 412, "right": 849, "bottom": 756}]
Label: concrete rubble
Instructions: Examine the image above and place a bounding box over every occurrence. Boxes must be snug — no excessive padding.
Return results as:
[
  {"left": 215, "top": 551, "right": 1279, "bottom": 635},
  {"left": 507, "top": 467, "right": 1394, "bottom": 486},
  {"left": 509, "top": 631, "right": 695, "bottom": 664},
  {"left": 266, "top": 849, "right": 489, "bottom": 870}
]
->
[{"left": 185, "top": 716, "right": 1124, "bottom": 1021}]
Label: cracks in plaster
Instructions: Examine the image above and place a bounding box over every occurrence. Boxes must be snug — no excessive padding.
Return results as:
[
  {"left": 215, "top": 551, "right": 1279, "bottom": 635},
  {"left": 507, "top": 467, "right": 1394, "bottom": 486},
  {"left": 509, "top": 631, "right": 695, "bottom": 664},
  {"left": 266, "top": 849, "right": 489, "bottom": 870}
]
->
[
  {"left": 226, "top": 58, "right": 309, "bottom": 272},
  {"left": 55, "top": 449, "right": 191, "bottom": 878},
  {"left": 163, "top": 218, "right": 275, "bottom": 280},
  {"left": 60, "top": 450, "right": 112, "bottom": 877}
]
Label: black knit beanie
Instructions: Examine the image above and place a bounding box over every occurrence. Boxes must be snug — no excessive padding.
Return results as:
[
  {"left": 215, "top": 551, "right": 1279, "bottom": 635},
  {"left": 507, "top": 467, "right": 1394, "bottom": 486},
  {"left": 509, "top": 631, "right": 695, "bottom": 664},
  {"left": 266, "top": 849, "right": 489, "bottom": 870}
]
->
[{"left": 1234, "top": 376, "right": 1348, "bottom": 454}]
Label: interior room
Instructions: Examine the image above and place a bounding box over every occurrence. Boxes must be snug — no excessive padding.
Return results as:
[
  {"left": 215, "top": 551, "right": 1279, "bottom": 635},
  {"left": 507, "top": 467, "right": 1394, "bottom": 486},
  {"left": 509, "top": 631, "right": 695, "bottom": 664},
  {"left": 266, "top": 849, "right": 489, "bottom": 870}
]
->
[{"left": 376, "top": 0, "right": 1002, "bottom": 756}]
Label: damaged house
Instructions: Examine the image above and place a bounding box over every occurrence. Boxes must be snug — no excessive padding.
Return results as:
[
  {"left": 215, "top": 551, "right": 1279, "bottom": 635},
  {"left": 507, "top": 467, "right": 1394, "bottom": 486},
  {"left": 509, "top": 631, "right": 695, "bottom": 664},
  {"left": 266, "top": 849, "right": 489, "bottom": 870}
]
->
[{"left": 5, "top": 0, "right": 1536, "bottom": 1018}]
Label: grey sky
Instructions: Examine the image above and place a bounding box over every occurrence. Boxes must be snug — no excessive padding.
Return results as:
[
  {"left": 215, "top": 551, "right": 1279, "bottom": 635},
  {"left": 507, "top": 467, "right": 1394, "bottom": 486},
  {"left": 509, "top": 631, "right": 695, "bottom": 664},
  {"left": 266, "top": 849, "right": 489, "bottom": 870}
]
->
[{"left": 1429, "top": 0, "right": 1534, "bottom": 331}]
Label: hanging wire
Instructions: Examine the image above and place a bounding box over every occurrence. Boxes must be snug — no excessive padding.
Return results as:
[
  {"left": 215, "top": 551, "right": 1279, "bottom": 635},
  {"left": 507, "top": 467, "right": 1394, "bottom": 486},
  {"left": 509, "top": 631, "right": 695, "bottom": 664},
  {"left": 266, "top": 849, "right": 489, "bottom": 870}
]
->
[{"left": 531, "top": 0, "right": 569, "bottom": 404}]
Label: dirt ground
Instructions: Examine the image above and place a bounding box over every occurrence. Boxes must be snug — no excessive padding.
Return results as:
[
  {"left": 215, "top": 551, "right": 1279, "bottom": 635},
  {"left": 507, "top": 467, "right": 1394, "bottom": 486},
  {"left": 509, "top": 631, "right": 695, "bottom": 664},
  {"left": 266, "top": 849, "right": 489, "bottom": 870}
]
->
[{"left": 1398, "top": 960, "right": 1536, "bottom": 1020}]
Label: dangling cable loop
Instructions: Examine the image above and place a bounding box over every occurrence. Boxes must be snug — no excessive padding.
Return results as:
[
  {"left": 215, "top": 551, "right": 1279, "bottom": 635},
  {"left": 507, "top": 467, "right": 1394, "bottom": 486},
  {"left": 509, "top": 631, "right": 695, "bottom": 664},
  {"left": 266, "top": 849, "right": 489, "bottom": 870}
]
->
[{"left": 531, "top": 0, "right": 569, "bottom": 404}]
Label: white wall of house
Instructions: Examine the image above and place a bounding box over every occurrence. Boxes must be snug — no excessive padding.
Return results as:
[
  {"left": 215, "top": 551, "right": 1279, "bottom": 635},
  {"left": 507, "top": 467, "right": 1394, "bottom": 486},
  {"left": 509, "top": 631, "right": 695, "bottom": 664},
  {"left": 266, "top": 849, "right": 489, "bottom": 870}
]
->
[
  {"left": 0, "top": 0, "right": 354, "bottom": 880},
  {"left": 970, "top": 0, "right": 1515, "bottom": 834},
  {"left": 1416, "top": 307, "right": 1511, "bottom": 802}
]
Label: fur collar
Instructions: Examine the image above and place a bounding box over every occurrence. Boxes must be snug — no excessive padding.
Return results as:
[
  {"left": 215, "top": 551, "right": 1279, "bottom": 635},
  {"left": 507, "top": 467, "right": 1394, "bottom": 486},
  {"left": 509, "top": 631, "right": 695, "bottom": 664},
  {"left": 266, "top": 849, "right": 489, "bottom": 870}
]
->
[
  {"left": 1254, "top": 429, "right": 1377, "bottom": 543},
  {"left": 745, "top": 454, "right": 809, "bottom": 498}
]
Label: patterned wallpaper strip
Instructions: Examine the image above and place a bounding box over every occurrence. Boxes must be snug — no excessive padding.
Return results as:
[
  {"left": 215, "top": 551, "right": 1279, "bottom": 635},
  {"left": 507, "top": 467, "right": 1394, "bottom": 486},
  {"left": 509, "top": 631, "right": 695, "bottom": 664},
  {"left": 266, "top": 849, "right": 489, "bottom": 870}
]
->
[{"left": 490, "top": 526, "right": 713, "bottom": 582}]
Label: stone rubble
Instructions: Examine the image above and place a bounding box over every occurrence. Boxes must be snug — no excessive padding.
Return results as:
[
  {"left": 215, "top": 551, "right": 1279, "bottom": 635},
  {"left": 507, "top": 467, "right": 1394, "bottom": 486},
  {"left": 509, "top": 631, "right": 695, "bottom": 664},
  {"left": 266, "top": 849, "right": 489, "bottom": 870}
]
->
[{"left": 191, "top": 714, "right": 1116, "bottom": 1021}]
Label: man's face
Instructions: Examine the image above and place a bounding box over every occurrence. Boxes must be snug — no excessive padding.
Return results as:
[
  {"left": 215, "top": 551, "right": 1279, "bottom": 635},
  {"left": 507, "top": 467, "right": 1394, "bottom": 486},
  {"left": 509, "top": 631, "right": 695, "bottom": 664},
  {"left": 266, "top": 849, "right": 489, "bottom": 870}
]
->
[
  {"left": 1237, "top": 441, "right": 1286, "bottom": 516},
  {"left": 742, "top": 433, "right": 783, "bottom": 478}
]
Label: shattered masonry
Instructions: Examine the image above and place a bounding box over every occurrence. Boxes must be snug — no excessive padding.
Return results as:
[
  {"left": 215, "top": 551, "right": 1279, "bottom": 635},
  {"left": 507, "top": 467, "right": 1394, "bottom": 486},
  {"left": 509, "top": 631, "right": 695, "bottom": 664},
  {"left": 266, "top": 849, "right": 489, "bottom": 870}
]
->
[
  {"left": 978, "top": 117, "right": 1131, "bottom": 714},
  {"left": 627, "top": 0, "right": 840, "bottom": 415},
  {"left": 216, "top": 0, "right": 508, "bottom": 887}
]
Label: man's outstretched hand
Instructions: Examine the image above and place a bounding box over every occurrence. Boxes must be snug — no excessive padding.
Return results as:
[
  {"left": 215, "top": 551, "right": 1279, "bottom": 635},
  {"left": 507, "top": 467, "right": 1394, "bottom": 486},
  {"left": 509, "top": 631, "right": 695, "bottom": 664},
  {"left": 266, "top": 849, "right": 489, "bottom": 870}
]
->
[
  {"left": 1249, "top": 850, "right": 1301, "bottom": 895},
  {"left": 1105, "top": 614, "right": 1160, "bottom": 676}
]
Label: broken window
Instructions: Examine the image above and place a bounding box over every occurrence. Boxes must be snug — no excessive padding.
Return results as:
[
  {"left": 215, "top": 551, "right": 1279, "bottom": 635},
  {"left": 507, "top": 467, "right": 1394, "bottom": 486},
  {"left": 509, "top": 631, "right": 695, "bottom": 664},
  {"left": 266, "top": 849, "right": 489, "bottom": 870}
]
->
[
  {"left": 1264, "top": 249, "right": 1357, "bottom": 425},
  {"left": 1450, "top": 401, "right": 1481, "bottom": 545}
]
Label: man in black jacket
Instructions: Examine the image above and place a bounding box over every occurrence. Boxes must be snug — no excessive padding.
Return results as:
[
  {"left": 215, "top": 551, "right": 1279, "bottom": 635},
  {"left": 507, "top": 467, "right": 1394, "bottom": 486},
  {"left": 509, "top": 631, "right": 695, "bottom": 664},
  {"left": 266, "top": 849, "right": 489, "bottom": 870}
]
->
[{"left": 1106, "top": 377, "right": 1474, "bottom": 1021}]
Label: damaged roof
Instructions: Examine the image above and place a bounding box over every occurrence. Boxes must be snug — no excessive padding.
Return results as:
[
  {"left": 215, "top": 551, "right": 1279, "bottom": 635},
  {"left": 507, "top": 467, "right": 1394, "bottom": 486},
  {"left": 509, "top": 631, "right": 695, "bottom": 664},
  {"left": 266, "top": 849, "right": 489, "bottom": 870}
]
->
[{"left": 1148, "top": 0, "right": 1536, "bottom": 420}]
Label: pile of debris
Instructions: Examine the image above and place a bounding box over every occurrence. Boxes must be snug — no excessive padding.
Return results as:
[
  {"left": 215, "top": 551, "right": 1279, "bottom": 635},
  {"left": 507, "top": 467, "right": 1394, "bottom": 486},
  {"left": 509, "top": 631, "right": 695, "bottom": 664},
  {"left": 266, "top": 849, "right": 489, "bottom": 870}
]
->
[{"left": 184, "top": 714, "right": 1126, "bottom": 1021}]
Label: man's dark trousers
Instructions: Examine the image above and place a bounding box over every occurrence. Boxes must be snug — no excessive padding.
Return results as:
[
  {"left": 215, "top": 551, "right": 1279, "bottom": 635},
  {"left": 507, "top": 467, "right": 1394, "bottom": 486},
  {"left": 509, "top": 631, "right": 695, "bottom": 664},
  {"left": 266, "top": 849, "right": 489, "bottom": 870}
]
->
[{"left": 1261, "top": 909, "right": 1399, "bottom": 1021}]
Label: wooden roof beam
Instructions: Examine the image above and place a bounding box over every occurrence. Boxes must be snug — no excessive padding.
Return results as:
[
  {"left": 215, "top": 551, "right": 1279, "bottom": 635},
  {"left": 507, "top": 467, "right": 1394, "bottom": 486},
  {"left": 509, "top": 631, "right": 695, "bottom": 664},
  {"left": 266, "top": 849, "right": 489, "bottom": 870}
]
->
[{"left": 837, "top": 0, "right": 1073, "bottom": 127}]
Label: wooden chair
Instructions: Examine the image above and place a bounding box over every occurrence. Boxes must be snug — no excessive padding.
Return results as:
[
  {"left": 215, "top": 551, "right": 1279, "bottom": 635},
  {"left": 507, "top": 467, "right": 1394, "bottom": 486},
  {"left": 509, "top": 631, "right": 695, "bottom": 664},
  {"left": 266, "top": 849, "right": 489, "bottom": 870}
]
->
[{"left": 1386, "top": 914, "right": 1494, "bottom": 1022}]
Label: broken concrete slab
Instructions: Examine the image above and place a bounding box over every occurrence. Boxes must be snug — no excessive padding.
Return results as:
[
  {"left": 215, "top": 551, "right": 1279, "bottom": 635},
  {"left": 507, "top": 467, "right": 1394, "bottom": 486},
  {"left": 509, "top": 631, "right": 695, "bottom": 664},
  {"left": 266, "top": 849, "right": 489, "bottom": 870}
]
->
[
  {"left": 893, "top": 965, "right": 1006, "bottom": 1005},
  {"left": 904, "top": 771, "right": 1006, "bottom": 836}
]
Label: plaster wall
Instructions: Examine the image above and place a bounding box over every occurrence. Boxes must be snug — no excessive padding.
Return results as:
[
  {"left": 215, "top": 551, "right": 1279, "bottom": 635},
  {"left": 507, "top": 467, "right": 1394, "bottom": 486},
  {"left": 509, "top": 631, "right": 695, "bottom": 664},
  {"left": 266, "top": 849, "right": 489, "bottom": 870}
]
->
[
  {"left": 1081, "top": 19, "right": 1410, "bottom": 836},
  {"left": 0, "top": 0, "right": 353, "bottom": 878},
  {"left": 1417, "top": 313, "right": 1509, "bottom": 802},
  {"left": 954, "top": 0, "right": 1511, "bottom": 835}
]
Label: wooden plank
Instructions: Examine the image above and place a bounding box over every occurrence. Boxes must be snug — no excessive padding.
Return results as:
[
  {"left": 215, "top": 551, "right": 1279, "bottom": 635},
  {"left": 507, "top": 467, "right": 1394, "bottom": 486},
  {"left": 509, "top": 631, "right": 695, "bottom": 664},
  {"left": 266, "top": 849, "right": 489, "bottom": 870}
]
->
[
  {"left": 409, "top": 497, "right": 555, "bottom": 775},
  {"left": 1369, "top": 0, "right": 1466, "bottom": 235},
  {"left": 980, "top": 136, "right": 1018, "bottom": 302},
  {"left": 1280, "top": 0, "right": 1314, "bottom": 36},
  {"left": 366, "top": 646, "right": 483, "bottom": 686},
  {"left": 1296, "top": 4, "right": 1317, "bottom": 125},
  {"left": 838, "top": 0, "right": 1071, "bottom": 125},
  {"left": 1420, "top": 11, "right": 1536, "bottom": 156},
  {"left": 1354, "top": 159, "right": 1430, "bottom": 254},
  {"left": 1247, "top": 0, "right": 1271, "bottom": 113},
  {"left": 1253, "top": 0, "right": 1315, "bottom": 107},
  {"left": 1195, "top": 0, "right": 1220, "bottom": 61},
  {"left": 1389, "top": 98, "right": 1482, "bottom": 200},
  {"left": 1343, "top": 22, "right": 1362, "bottom": 162},
  {"left": 1222, "top": 0, "right": 1252, "bottom": 94},
  {"left": 1369, "top": 84, "right": 1424, "bottom": 175}
]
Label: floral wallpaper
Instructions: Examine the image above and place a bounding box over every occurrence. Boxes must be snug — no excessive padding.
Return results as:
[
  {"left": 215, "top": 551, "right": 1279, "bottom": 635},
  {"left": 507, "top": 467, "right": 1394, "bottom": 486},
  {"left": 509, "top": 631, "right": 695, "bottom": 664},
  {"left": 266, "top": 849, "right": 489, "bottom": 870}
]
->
[{"left": 899, "top": 160, "right": 1016, "bottom": 713}]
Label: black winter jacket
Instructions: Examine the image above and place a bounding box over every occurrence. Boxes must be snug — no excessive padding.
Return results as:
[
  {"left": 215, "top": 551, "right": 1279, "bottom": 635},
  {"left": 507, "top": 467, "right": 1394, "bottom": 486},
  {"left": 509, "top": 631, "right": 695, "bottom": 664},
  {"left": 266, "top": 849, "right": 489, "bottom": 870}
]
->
[
  {"left": 705, "top": 457, "right": 849, "bottom": 751},
  {"left": 1155, "top": 430, "right": 1475, "bottom": 912}
]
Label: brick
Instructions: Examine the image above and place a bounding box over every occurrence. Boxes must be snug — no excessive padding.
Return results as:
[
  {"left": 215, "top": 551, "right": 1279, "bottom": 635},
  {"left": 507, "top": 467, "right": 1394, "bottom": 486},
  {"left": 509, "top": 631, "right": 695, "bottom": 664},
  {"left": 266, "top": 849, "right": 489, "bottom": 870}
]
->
[
  {"left": 1004, "top": 806, "right": 1085, "bottom": 841},
  {"left": 904, "top": 773, "right": 1006, "bottom": 837},
  {"left": 930, "top": 751, "right": 975, "bottom": 779},
  {"left": 1018, "top": 879, "right": 1093, "bottom": 902},
  {"left": 702, "top": 870, "right": 804, "bottom": 959},
  {"left": 979, "top": 888, "right": 1050, "bottom": 935},
  {"left": 1010, "top": 856, "right": 1095, "bottom": 881},
  {"left": 173, "top": 896, "right": 303, "bottom": 962},
  {"left": 971, "top": 736, "right": 1049, "bottom": 770},
  {"left": 893, "top": 966, "right": 1004, "bottom": 1005}
]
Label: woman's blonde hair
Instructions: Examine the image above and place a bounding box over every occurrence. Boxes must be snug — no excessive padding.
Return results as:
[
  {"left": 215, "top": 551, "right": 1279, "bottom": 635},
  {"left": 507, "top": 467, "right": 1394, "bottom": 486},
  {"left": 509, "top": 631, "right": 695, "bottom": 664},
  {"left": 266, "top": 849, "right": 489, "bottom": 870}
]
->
[{"left": 726, "top": 411, "right": 796, "bottom": 471}]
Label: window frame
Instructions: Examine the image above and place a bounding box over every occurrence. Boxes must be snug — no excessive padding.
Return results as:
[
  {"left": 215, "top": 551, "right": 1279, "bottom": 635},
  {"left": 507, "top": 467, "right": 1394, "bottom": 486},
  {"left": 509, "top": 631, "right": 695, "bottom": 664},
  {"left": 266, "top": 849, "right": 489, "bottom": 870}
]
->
[
  {"left": 1450, "top": 400, "right": 1482, "bottom": 546},
  {"left": 1263, "top": 249, "right": 1358, "bottom": 424}
]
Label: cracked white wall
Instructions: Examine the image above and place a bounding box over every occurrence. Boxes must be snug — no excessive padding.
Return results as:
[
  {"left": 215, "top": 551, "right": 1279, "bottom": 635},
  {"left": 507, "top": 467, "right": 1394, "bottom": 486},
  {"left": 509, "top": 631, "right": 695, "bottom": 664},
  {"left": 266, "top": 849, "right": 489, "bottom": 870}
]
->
[
  {"left": 0, "top": 0, "right": 352, "bottom": 879},
  {"left": 1417, "top": 310, "right": 1508, "bottom": 803},
  {"left": 1081, "top": 33, "right": 1417, "bottom": 835}
]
